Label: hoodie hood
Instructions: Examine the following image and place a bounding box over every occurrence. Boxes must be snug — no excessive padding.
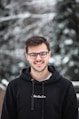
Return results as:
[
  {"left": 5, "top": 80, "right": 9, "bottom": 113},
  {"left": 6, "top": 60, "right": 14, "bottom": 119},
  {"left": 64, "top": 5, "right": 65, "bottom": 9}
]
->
[
  {"left": 20, "top": 65, "right": 62, "bottom": 84},
  {"left": 20, "top": 65, "right": 62, "bottom": 119}
]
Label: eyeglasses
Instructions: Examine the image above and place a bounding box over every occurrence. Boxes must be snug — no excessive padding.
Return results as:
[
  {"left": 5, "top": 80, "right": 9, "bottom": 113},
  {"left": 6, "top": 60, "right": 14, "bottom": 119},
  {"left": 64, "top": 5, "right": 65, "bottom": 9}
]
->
[{"left": 27, "top": 51, "right": 49, "bottom": 59}]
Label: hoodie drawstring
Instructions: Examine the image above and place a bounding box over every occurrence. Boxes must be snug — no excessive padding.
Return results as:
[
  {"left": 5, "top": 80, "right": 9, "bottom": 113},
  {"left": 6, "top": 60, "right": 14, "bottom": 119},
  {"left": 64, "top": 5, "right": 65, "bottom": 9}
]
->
[
  {"left": 41, "top": 82, "right": 45, "bottom": 119},
  {"left": 31, "top": 80, "right": 35, "bottom": 110}
]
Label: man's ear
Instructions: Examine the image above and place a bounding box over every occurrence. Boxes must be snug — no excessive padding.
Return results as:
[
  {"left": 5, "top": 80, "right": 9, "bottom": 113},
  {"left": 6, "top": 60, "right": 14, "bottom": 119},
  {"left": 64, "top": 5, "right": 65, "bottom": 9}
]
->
[
  {"left": 24, "top": 52, "right": 28, "bottom": 60},
  {"left": 49, "top": 51, "right": 52, "bottom": 57}
]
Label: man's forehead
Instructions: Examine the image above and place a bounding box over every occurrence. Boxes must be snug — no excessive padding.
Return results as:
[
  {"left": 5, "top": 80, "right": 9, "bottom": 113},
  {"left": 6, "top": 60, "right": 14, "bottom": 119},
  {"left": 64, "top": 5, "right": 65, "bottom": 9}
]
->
[{"left": 28, "top": 43, "right": 48, "bottom": 51}]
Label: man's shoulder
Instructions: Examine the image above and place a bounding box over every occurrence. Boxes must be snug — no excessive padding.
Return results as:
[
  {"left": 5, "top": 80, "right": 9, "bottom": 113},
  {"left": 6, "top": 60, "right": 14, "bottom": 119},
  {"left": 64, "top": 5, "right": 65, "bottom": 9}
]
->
[
  {"left": 60, "top": 76, "right": 73, "bottom": 88},
  {"left": 8, "top": 77, "right": 21, "bottom": 87}
]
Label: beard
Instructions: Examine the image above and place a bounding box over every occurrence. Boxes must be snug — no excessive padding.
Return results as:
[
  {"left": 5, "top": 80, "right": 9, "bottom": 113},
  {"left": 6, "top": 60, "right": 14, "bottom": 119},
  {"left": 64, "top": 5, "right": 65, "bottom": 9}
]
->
[{"left": 31, "top": 64, "right": 48, "bottom": 73}]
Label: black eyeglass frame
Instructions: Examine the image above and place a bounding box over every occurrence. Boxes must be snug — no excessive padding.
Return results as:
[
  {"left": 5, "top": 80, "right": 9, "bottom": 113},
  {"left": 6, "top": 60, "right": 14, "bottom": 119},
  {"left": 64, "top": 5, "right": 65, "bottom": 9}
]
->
[{"left": 27, "top": 51, "right": 49, "bottom": 58}]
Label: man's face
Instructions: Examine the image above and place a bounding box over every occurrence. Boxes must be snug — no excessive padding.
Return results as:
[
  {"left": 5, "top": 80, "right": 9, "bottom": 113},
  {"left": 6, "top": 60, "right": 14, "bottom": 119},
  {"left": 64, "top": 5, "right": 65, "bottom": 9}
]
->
[{"left": 25, "top": 43, "right": 51, "bottom": 73}]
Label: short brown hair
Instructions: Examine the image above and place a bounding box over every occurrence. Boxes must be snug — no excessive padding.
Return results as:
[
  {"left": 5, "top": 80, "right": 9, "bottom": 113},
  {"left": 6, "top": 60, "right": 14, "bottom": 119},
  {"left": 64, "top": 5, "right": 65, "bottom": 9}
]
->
[{"left": 25, "top": 36, "right": 50, "bottom": 53}]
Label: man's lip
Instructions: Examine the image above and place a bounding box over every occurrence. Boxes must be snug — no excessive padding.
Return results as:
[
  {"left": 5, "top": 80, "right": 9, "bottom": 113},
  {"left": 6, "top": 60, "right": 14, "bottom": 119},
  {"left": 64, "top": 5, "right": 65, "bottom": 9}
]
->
[
  {"left": 35, "top": 62, "right": 43, "bottom": 65},
  {"left": 35, "top": 63, "right": 42, "bottom": 65}
]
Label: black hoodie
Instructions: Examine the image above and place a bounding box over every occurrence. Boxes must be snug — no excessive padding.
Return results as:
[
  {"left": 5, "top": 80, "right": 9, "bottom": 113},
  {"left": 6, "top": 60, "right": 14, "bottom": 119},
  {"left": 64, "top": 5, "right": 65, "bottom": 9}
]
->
[{"left": 1, "top": 65, "right": 78, "bottom": 119}]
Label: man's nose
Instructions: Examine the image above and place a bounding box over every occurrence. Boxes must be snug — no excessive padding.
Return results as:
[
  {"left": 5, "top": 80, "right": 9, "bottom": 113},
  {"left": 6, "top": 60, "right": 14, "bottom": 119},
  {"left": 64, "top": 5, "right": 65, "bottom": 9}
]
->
[{"left": 36, "top": 54, "right": 41, "bottom": 59}]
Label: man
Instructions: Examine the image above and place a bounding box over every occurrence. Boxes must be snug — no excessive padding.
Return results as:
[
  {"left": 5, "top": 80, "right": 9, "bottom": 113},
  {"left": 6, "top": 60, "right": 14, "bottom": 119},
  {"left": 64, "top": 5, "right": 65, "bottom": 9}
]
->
[{"left": 1, "top": 36, "right": 78, "bottom": 119}]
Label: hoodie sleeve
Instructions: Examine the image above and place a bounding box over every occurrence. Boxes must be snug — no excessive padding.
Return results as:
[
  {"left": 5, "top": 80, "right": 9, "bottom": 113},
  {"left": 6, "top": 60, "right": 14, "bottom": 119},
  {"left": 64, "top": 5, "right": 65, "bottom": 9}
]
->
[
  {"left": 1, "top": 82, "right": 17, "bottom": 119},
  {"left": 62, "top": 83, "right": 78, "bottom": 119}
]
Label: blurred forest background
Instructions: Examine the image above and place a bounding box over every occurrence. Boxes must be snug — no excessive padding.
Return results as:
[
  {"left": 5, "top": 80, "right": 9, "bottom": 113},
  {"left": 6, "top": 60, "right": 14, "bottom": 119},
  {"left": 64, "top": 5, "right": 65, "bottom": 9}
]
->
[
  {"left": 0, "top": 0, "right": 79, "bottom": 115},
  {"left": 0, "top": 0, "right": 79, "bottom": 87}
]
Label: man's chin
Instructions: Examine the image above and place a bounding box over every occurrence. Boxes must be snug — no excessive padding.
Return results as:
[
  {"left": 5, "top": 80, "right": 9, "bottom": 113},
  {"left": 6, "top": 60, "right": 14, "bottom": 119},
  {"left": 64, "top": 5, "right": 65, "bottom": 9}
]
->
[{"left": 32, "top": 66, "right": 47, "bottom": 72}]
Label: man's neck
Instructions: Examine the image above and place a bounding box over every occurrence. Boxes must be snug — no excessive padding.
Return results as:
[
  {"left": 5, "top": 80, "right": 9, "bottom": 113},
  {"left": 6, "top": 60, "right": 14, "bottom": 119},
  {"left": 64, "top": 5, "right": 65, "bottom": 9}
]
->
[{"left": 30, "top": 68, "right": 51, "bottom": 82}]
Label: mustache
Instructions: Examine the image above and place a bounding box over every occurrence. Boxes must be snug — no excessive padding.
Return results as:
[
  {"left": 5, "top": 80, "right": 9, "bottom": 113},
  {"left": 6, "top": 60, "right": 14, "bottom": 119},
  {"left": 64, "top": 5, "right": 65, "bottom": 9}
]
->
[{"left": 35, "top": 60, "right": 42, "bottom": 62}]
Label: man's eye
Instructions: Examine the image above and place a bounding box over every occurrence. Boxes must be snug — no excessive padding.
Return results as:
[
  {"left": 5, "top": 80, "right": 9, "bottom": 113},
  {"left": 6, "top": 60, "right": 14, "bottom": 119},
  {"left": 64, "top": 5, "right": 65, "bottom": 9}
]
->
[
  {"left": 31, "top": 53, "right": 37, "bottom": 56},
  {"left": 40, "top": 52, "right": 46, "bottom": 55},
  {"left": 40, "top": 53, "right": 45, "bottom": 55}
]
